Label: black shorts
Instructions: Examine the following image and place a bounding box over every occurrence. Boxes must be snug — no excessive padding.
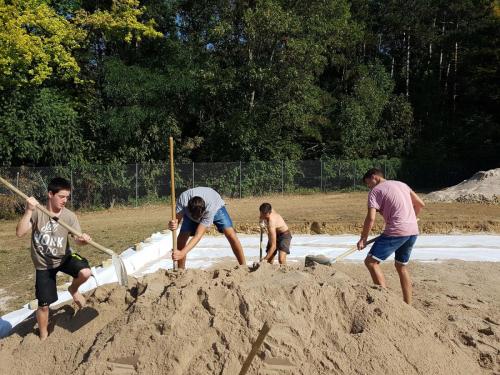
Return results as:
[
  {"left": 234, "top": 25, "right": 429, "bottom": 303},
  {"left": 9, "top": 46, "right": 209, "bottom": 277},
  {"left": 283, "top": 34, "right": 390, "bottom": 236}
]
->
[
  {"left": 35, "top": 253, "right": 90, "bottom": 307},
  {"left": 266, "top": 231, "right": 292, "bottom": 255}
]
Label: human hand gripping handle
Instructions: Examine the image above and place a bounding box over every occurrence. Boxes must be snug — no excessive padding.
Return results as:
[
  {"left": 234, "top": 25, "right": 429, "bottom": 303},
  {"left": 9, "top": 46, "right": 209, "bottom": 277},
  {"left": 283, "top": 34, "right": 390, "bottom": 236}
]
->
[
  {"left": 26, "top": 197, "right": 38, "bottom": 211},
  {"left": 74, "top": 233, "right": 92, "bottom": 244},
  {"left": 172, "top": 248, "right": 187, "bottom": 261},
  {"left": 357, "top": 236, "right": 378, "bottom": 251},
  {"left": 357, "top": 238, "right": 367, "bottom": 251},
  {"left": 168, "top": 219, "right": 178, "bottom": 231}
]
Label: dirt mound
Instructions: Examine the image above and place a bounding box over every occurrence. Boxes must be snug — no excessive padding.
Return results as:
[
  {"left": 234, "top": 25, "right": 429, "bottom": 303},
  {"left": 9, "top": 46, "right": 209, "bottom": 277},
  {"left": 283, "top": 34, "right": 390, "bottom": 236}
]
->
[
  {"left": 426, "top": 168, "right": 500, "bottom": 204},
  {"left": 0, "top": 264, "right": 482, "bottom": 375}
]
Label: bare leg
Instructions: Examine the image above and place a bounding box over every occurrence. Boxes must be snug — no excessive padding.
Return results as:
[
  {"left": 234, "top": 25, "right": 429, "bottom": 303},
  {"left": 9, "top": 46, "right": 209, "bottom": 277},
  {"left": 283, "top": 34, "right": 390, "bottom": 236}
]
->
[
  {"left": 176, "top": 232, "right": 190, "bottom": 269},
  {"left": 223, "top": 227, "right": 246, "bottom": 265},
  {"left": 364, "top": 256, "right": 387, "bottom": 287},
  {"left": 68, "top": 268, "right": 91, "bottom": 308},
  {"left": 395, "top": 262, "right": 412, "bottom": 304},
  {"left": 278, "top": 251, "right": 287, "bottom": 265},
  {"left": 267, "top": 252, "right": 276, "bottom": 264},
  {"left": 36, "top": 306, "right": 49, "bottom": 340}
]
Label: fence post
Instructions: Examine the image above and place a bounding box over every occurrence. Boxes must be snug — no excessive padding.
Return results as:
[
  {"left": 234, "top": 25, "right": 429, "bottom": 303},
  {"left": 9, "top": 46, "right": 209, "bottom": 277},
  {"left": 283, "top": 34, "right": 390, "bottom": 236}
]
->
[
  {"left": 353, "top": 163, "right": 356, "bottom": 189},
  {"left": 135, "top": 163, "right": 138, "bottom": 207},
  {"left": 239, "top": 161, "right": 242, "bottom": 199},
  {"left": 281, "top": 160, "right": 284, "bottom": 195},
  {"left": 320, "top": 159, "right": 323, "bottom": 192},
  {"left": 192, "top": 162, "right": 195, "bottom": 189}
]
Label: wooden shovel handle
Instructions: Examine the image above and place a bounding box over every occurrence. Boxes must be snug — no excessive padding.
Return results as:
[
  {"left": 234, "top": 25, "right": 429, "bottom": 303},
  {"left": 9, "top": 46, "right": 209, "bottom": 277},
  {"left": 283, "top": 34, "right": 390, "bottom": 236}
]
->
[
  {"left": 239, "top": 321, "right": 272, "bottom": 375},
  {"left": 333, "top": 236, "right": 379, "bottom": 263},
  {"left": 169, "top": 137, "right": 178, "bottom": 270}
]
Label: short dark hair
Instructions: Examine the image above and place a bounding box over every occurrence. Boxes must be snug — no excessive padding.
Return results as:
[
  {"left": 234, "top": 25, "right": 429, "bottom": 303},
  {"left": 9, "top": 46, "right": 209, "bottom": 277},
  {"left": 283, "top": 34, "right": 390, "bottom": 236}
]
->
[
  {"left": 259, "top": 203, "right": 272, "bottom": 214},
  {"left": 48, "top": 177, "right": 71, "bottom": 194},
  {"left": 188, "top": 196, "right": 206, "bottom": 220},
  {"left": 362, "top": 168, "right": 384, "bottom": 182}
]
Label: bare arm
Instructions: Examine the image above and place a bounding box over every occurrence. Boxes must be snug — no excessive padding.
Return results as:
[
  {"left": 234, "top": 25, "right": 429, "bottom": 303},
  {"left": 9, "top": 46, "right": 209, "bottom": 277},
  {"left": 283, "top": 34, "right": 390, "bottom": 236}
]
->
[
  {"left": 172, "top": 223, "right": 208, "bottom": 261},
  {"left": 263, "top": 226, "right": 277, "bottom": 261},
  {"left": 410, "top": 190, "right": 425, "bottom": 216},
  {"left": 357, "top": 207, "right": 377, "bottom": 250},
  {"left": 16, "top": 197, "right": 38, "bottom": 237}
]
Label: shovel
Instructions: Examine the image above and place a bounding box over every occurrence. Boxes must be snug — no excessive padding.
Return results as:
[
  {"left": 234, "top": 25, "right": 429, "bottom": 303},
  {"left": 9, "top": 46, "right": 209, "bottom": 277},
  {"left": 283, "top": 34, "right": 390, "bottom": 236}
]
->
[
  {"left": 259, "top": 225, "right": 264, "bottom": 261},
  {"left": 0, "top": 175, "right": 128, "bottom": 287},
  {"left": 305, "top": 236, "right": 379, "bottom": 267},
  {"left": 169, "top": 136, "right": 178, "bottom": 271}
]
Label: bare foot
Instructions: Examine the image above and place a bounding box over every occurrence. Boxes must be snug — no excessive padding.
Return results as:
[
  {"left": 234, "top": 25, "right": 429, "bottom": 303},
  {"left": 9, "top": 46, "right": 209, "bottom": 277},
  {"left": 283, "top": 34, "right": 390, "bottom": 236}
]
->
[
  {"left": 68, "top": 286, "right": 86, "bottom": 309},
  {"left": 39, "top": 330, "right": 48, "bottom": 341}
]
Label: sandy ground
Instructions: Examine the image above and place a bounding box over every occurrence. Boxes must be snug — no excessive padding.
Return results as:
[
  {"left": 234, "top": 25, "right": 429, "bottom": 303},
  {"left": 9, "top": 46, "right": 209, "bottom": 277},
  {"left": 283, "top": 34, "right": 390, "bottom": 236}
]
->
[
  {"left": 0, "top": 192, "right": 499, "bottom": 315},
  {"left": 0, "top": 260, "right": 498, "bottom": 374}
]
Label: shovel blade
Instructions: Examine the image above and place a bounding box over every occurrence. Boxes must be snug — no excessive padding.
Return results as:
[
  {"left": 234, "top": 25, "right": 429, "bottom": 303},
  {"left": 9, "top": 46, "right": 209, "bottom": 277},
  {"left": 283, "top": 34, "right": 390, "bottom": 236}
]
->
[
  {"left": 112, "top": 255, "right": 128, "bottom": 287},
  {"left": 304, "top": 254, "right": 332, "bottom": 267}
]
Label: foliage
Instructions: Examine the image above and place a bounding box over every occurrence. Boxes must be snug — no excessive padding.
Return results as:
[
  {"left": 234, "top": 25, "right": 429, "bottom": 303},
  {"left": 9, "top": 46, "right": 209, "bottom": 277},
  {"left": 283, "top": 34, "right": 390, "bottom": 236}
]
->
[
  {"left": 0, "top": 0, "right": 497, "bottom": 177},
  {"left": 0, "top": 0, "right": 84, "bottom": 88},
  {"left": 0, "top": 88, "right": 85, "bottom": 165}
]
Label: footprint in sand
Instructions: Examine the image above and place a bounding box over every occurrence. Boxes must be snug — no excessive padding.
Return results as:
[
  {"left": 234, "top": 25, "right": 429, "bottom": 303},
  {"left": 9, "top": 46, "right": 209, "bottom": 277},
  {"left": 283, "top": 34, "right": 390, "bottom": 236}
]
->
[
  {"left": 459, "top": 333, "right": 477, "bottom": 347},
  {"left": 478, "top": 352, "right": 493, "bottom": 370},
  {"left": 484, "top": 317, "right": 499, "bottom": 326},
  {"left": 477, "top": 327, "right": 494, "bottom": 336}
]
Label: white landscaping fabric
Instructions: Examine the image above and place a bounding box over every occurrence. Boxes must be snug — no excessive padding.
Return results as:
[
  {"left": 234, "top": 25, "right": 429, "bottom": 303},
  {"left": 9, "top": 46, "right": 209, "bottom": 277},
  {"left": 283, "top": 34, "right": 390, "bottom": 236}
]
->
[{"left": 1, "top": 232, "right": 499, "bottom": 337}]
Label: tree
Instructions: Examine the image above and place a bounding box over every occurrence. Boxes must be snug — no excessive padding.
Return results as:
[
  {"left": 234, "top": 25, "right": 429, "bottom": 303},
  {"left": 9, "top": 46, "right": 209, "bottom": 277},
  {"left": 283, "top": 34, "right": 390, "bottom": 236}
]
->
[{"left": 0, "top": 0, "right": 84, "bottom": 88}]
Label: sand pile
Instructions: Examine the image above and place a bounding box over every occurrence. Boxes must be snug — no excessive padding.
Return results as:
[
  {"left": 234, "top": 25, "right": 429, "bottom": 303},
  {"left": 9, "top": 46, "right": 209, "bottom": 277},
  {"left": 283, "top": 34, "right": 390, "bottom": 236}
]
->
[
  {"left": 0, "top": 263, "right": 485, "bottom": 375},
  {"left": 426, "top": 168, "right": 500, "bottom": 204}
]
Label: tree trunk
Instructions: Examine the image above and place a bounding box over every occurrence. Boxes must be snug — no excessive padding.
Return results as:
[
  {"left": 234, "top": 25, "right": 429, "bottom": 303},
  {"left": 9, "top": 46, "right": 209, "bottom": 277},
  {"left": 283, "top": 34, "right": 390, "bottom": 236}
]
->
[
  {"left": 249, "top": 47, "right": 255, "bottom": 109},
  {"left": 405, "top": 31, "right": 410, "bottom": 97},
  {"left": 453, "top": 22, "right": 459, "bottom": 113},
  {"left": 445, "top": 61, "right": 451, "bottom": 93},
  {"left": 439, "top": 16, "right": 446, "bottom": 82}
]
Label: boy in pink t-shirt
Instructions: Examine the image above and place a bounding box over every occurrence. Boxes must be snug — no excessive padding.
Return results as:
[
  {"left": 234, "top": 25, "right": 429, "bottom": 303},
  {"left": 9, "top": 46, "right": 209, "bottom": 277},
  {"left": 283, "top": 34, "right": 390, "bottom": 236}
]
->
[{"left": 357, "top": 168, "right": 425, "bottom": 304}]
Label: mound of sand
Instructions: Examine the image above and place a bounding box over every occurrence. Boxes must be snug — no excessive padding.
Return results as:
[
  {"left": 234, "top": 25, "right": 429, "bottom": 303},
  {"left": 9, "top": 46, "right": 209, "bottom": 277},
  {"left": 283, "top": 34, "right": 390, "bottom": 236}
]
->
[
  {"left": 0, "top": 263, "right": 484, "bottom": 375},
  {"left": 426, "top": 168, "right": 500, "bottom": 204}
]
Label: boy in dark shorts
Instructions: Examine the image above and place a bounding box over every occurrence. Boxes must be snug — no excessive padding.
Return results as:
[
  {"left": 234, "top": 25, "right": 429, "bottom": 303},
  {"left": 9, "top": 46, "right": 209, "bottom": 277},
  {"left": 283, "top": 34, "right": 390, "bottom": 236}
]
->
[
  {"left": 16, "top": 177, "right": 92, "bottom": 340},
  {"left": 259, "top": 203, "right": 292, "bottom": 265}
]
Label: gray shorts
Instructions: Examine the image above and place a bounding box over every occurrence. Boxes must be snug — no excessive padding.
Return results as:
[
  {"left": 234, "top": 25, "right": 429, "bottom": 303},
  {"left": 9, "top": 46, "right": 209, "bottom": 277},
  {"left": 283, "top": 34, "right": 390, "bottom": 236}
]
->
[{"left": 266, "top": 231, "right": 292, "bottom": 254}]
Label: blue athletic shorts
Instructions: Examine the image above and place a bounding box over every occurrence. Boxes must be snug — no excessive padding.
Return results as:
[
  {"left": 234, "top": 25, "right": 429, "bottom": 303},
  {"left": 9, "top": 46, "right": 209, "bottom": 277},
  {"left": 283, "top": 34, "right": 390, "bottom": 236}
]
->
[
  {"left": 368, "top": 235, "right": 417, "bottom": 265},
  {"left": 180, "top": 206, "right": 233, "bottom": 235}
]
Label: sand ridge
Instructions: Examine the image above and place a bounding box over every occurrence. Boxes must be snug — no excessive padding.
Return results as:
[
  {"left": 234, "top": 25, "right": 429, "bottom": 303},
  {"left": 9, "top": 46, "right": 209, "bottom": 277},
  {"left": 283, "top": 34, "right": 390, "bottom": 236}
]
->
[
  {"left": 0, "top": 262, "right": 490, "bottom": 375},
  {"left": 426, "top": 168, "right": 500, "bottom": 204}
]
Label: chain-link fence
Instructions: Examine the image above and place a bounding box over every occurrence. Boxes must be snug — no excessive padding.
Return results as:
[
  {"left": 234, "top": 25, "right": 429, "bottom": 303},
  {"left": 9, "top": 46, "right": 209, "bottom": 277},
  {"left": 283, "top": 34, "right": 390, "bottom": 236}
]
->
[{"left": 0, "top": 159, "right": 472, "bottom": 213}]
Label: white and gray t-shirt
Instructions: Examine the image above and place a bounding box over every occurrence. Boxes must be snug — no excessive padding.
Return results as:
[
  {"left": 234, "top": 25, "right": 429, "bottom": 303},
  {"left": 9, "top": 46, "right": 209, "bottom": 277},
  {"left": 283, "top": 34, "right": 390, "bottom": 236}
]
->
[{"left": 176, "top": 187, "right": 225, "bottom": 227}]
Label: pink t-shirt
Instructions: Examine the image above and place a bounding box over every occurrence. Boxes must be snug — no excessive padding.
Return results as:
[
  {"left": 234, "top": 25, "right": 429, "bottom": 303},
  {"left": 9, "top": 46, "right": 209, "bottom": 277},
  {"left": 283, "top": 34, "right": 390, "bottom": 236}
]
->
[{"left": 368, "top": 180, "right": 419, "bottom": 236}]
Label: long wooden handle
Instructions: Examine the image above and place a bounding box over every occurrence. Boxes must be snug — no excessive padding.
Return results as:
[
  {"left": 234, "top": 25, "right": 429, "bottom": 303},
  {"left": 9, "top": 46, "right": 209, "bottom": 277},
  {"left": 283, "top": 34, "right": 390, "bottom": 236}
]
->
[
  {"left": 259, "top": 228, "right": 263, "bottom": 260},
  {"left": 239, "top": 321, "right": 272, "bottom": 375},
  {"left": 0, "top": 175, "right": 115, "bottom": 257},
  {"left": 333, "top": 236, "right": 379, "bottom": 263},
  {"left": 169, "top": 137, "right": 178, "bottom": 270}
]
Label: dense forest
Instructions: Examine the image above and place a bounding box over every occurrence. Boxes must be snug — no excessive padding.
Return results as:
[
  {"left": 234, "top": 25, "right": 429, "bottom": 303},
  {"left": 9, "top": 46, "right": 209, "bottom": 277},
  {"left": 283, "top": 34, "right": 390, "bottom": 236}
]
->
[{"left": 0, "top": 0, "right": 498, "bottom": 171}]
